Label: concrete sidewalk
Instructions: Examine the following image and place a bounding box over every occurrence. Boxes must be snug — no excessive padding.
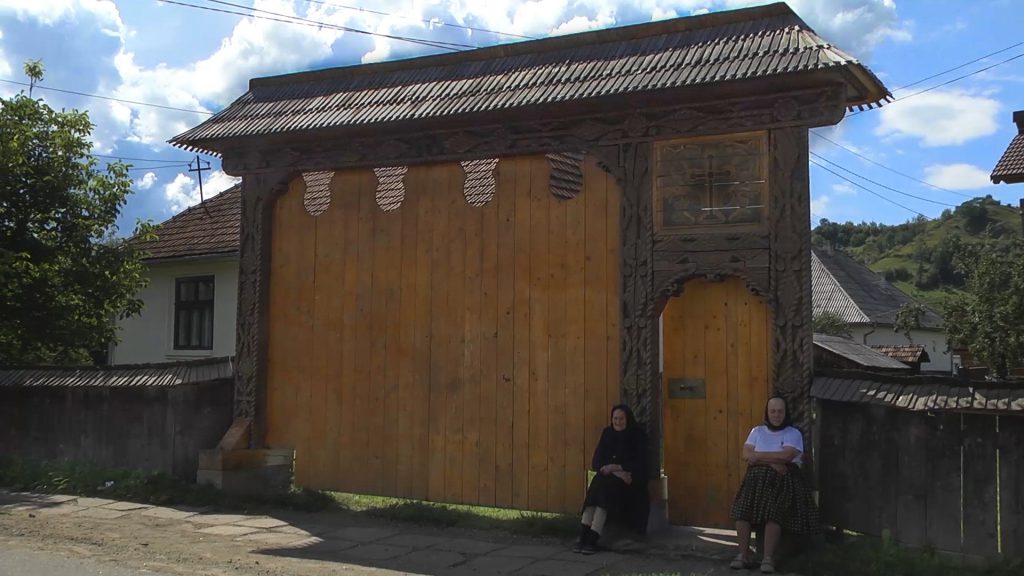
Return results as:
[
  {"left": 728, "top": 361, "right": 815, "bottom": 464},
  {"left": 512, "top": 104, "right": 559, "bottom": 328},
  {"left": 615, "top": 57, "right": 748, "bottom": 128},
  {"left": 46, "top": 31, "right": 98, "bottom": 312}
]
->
[{"left": 0, "top": 490, "right": 769, "bottom": 575}]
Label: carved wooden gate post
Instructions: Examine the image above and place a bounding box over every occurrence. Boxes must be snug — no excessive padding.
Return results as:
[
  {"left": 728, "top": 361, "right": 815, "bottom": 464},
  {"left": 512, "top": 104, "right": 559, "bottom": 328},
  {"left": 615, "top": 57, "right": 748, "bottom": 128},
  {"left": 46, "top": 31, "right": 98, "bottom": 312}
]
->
[
  {"left": 767, "top": 127, "right": 814, "bottom": 436},
  {"left": 234, "top": 170, "right": 291, "bottom": 448}
]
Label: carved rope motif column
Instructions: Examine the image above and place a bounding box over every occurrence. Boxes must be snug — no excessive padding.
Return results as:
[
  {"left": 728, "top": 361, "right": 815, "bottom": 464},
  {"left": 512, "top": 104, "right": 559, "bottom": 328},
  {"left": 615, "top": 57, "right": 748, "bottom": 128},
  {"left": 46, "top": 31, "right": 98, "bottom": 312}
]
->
[
  {"left": 767, "top": 127, "right": 813, "bottom": 435},
  {"left": 593, "top": 142, "right": 661, "bottom": 480},
  {"left": 235, "top": 170, "right": 290, "bottom": 447}
]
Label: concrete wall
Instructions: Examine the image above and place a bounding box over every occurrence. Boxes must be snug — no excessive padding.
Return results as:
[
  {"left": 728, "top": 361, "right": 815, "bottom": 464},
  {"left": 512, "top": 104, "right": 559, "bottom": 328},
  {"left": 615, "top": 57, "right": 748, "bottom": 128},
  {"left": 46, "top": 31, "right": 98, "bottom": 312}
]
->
[
  {"left": 0, "top": 380, "right": 233, "bottom": 480},
  {"left": 850, "top": 327, "right": 951, "bottom": 374},
  {"left": 111, "top": 257, "right": 239, "bottom": 365}
]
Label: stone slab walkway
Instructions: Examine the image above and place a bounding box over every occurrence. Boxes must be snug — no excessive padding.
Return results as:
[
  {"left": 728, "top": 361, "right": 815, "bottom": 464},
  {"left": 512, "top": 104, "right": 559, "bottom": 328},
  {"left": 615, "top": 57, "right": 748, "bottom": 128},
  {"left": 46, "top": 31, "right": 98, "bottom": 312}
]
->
[{"left": 0, "top": 490, "right": 792, "bottom": 575}]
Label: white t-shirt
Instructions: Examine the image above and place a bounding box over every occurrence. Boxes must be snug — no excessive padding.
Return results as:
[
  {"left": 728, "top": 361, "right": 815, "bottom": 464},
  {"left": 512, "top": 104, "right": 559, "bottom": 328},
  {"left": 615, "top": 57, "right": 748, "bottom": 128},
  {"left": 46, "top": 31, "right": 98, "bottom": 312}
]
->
[{"left": 744, "top": 425, "right": 803, "bottom": 465}]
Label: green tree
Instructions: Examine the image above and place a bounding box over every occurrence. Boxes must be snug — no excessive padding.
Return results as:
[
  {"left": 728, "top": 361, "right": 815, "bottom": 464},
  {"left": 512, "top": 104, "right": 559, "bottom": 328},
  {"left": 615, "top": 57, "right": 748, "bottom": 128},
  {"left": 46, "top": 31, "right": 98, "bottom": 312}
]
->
[
  {"left": 813, "top": 311, "right": 853, "bottom": 339},
  {"left": 0, "top": 62, "right": 152, "bottom": 366},
  {"left": 943, "top": 239, "right": 1024, "bottom": 378},
  {"left": 893, "top": 303, "right": 927, "bottom": 342}
]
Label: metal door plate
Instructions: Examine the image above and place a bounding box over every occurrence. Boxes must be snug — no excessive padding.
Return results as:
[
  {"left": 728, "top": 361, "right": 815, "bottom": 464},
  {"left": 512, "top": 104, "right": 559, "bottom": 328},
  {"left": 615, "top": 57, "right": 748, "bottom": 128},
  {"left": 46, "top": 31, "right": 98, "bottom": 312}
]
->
[{"left": 668, "top": 378, "right": 705, "bottom": 399}]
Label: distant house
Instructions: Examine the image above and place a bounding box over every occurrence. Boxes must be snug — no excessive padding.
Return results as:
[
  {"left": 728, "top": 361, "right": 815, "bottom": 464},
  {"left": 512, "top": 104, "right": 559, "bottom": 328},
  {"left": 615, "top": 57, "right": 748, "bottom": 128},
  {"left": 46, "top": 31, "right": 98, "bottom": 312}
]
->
[
  {"left": 811, "top": 248, "right": 949, "bottom": 373},
  {"left": 991, "top": 110, "right": 1024, "bottom": 184},
  {"left": 813, "top": 333, "right": 912, "bottom": 373},
  {"left": 109, "top": 187, "right": 242, "bottom": 365}
]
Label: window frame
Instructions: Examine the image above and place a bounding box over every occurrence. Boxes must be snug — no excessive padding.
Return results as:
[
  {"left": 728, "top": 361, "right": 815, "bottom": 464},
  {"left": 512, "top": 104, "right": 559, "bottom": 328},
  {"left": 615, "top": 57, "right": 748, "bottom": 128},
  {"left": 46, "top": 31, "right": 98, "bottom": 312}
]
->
[{"left": 172, "top": 275, "right": 215, "bottom": 351}]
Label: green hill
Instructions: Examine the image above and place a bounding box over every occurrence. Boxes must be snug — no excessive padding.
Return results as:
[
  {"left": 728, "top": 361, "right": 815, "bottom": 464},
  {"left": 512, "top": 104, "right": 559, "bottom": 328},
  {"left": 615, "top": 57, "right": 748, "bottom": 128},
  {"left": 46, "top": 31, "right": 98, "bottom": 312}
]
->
[{"left": 811, "top": 196, "right": 1022, "bottom": 311}]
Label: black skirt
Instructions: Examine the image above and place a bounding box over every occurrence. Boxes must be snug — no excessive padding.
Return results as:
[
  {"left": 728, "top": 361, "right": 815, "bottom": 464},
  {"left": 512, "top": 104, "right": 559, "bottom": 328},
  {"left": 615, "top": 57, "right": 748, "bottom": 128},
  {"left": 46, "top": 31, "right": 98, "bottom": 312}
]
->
[
  {"left": 582, "top": 473, "right": 649, "bottom": 534},
  {"left": 729, "top": 464, "right": 820, "bottom": 535}
]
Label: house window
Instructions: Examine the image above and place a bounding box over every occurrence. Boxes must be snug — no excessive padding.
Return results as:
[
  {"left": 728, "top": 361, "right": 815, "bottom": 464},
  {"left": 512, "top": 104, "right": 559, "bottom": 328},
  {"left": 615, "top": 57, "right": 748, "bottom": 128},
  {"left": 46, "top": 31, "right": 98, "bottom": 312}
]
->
[{"left": 174, "top": 276, "right": 215, "bottom": 350}]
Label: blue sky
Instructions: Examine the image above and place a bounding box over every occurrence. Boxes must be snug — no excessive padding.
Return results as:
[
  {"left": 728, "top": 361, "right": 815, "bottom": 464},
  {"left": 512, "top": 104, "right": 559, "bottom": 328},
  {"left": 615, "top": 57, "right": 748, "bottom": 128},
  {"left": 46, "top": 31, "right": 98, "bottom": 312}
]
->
[{"left": 1, "top": 0, "right": 1022, "bottom": 234}]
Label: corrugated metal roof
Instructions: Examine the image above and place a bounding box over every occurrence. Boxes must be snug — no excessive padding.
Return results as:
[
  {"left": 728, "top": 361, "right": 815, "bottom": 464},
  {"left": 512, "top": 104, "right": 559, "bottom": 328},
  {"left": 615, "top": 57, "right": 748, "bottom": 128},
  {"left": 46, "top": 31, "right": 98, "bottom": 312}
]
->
[
  {"left": 814, "top": 334, "right": 910, "bottom": 370},
  {"left": 870, "top": 344, "right": 930, "bottom": 364},
  {"left": 811, "top": 248, "right": 944, "bottom": 329},
  {"left": 0, "top": 357, "right": 233, "bottom": 388},
  {"left": 811, "top": 372, "right": 1024, "bottom": 413},
  {"left": 170, "top": 4, "right": 888, "bottom": 155}
]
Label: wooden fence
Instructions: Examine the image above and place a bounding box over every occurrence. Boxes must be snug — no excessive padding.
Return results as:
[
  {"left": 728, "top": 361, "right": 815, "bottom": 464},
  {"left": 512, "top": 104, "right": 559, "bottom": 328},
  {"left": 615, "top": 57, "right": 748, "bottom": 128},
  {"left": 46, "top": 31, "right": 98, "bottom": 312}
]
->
[{"left": 817, "top": 400, "right": 1023, "bottom": 558}]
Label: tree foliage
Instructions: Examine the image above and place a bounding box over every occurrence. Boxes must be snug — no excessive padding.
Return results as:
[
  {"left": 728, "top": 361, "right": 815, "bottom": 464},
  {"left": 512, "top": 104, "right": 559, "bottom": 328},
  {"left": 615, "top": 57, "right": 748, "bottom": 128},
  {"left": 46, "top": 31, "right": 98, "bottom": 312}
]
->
[
  {"left": 893, "top": 303, "right": 926, "bottom": 342},
  {"left": 0, "top": 64, "right": 152, "bottom": 366},
  {"left": 813, "top": 311, "right": 853, "bottom": 339},
  {"left": 942, "top": 239, "right": 1024, "bottom": 379}
]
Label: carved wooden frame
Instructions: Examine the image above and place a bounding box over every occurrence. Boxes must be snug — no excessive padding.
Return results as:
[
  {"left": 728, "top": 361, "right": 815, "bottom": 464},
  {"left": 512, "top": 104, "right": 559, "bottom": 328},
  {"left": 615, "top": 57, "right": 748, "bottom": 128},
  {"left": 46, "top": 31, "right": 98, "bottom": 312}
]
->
[{"left": 229, "top": 87, "right": 835, "bottom": 464}]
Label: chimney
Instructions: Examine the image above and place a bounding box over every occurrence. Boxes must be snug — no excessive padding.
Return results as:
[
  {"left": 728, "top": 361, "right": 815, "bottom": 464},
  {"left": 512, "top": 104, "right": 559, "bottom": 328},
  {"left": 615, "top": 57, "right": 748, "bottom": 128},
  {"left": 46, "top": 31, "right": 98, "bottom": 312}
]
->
[{"left": 1015, "top": 110, "right": 1024, "bottom": 135}]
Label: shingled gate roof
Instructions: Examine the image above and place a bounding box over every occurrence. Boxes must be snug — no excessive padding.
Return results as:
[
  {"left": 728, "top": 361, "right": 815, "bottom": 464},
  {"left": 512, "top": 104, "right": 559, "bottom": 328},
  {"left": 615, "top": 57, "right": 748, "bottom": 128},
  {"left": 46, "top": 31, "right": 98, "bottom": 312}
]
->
[
  {"left": 811, "top": 248, "right": 943, "bottom": 329},
  {"left": 991, "top": 110, "right": 1024, "bottom": 184},
  {"left": 170, "top": 3, "right": 888, "bottom": 156}
]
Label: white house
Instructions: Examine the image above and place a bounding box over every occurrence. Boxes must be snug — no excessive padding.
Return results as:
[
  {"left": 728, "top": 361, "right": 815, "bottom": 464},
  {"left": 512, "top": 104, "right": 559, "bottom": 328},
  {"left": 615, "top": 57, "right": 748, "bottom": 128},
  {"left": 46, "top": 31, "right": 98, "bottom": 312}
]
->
[
  {"left": 811, "top": 247, "right": 950, "bottom": 373},
  {"left": 110, "top": 186, "right": 242, "bottom": 365}
]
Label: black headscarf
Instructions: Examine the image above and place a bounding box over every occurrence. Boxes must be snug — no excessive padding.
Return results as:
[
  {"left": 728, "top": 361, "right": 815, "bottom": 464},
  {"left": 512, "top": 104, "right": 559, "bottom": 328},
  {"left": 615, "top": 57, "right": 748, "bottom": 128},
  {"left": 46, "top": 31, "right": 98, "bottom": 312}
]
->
[{"left": 763, "top": 395, "right": 793, "bottom": 432}]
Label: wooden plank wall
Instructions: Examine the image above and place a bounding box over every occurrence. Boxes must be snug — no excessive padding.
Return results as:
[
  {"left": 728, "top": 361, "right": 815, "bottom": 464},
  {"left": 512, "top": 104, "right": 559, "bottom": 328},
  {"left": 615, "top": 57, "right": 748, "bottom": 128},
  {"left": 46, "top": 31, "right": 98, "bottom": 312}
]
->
[
  {"left": 265, "top": 155, "right": 621, "bottom": 513},
  {"left": 818, "top": 401, "right": 1024, "bottom": 558}
]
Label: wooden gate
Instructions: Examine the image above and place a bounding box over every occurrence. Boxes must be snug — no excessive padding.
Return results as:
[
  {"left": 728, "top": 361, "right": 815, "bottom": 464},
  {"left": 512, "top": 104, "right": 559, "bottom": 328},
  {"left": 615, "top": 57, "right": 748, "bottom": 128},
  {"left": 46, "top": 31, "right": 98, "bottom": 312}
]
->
[{"left": 662, "top": 277, "right": 772, "bottom": 527}]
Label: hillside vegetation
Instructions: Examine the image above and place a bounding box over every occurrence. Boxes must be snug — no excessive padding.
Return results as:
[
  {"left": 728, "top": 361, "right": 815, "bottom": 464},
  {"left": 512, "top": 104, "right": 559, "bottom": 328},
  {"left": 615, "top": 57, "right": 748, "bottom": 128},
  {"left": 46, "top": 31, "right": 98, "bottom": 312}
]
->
[{"left": 811, "top": 196, "right": 1022, "bottom": 311}]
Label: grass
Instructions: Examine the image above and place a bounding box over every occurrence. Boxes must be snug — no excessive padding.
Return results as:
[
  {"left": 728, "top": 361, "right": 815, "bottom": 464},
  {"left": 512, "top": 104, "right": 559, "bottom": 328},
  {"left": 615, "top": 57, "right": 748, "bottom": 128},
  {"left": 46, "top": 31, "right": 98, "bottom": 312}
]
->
[
  {"left": 0, "top": 455, "right": 576, "bottom": 538},
  {"left": 786, "top": 531, "right": 1023, "bottom": 576}
]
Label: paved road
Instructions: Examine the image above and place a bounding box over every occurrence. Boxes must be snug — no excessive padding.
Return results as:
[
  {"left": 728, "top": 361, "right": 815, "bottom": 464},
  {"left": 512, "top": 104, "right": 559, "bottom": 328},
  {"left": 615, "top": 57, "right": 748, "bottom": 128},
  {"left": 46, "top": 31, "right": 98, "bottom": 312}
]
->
[{"left": 0, "top": 547, "right": 172, "bottom": 576}]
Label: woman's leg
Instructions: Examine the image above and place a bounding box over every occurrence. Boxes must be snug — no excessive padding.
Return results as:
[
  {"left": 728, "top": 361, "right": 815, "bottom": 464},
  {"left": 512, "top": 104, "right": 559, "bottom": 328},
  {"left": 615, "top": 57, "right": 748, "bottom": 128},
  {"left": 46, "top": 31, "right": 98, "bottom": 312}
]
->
[
  {"left": 590, "top": 507, "right": 608, "bottom": 535},
  {"left": 735, "top": 520, "right": 753, "bottom": 556},
  {"left": 581, "top": 506, "right": 596, "bottom": 526},
  {"left": 762, "top": 521, "right": 781, "bottom": 562}
]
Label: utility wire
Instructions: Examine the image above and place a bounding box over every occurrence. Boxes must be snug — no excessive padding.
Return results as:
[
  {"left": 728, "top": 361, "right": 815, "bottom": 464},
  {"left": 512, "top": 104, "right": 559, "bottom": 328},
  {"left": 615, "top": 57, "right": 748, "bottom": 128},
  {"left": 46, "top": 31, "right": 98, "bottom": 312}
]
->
[
  {"left": 889, "top": 40, "right": 1024, "bottom": 92},
  {"left": 202, "top": 0, "right": 474, "bottom": 49},
  {"left": 849, "top": 50, "right": 1024, "bottom": 117},
  {"left": 0, "top": 78, "right": 213, "bottom": 115},
  {"left": 92, "top": 153, "right": 193, "bottom": 163},
  {"left": 296, "top": 0, "right": 536, "bottom": 40},
  {"left": 810, "top": 159, "right": 930, "bottom": 219},
  {"left": 810, "top": 152, "right": 957, "bottom": 207},
  {"left": 161, "top": 0, "right": 470, "bottom": 51},
  {"left": 809, "top": 133, "right": 974, "bottom": 199}
]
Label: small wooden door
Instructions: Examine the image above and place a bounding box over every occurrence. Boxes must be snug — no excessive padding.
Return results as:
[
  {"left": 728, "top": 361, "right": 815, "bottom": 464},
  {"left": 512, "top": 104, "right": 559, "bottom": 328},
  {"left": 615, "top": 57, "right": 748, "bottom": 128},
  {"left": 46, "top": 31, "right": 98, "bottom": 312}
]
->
[{"left": 662, "top": 277, "right": 771, "bottom": 527}]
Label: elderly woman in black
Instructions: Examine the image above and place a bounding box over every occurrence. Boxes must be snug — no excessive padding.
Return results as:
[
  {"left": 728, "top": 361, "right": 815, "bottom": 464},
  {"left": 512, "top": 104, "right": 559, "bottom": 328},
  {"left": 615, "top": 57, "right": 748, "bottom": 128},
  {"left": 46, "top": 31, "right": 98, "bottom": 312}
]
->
[
  {"left": 573, "top": 404, "right": 649, "bottom": 555},
  {"left": 729, "top": 396, "right": 819, "bottom": 574}
]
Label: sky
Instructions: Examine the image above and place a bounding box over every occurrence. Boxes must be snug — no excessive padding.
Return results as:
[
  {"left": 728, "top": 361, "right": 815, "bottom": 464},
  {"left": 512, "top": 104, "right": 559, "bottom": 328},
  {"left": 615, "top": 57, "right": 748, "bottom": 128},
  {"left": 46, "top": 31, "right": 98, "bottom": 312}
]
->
[{"left": 1, "top": 0, "right": 1023, "bottom": 234}]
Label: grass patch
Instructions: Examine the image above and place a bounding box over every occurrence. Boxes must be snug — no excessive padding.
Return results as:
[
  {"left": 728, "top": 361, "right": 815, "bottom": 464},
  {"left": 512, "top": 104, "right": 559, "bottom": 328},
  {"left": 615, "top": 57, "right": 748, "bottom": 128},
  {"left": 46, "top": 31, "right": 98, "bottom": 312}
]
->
[
  {"left": 788, "top": 531, "right": 1023, "bottom": 576},
  {"left": 0, "top": 455, "right": 576, "bottom": 538}
]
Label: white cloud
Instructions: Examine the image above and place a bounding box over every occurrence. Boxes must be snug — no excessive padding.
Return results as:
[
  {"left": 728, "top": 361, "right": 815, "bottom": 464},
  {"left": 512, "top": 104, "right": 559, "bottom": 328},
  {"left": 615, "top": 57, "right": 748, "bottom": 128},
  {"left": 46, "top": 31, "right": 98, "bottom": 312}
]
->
[
  {"left": 0, "top": 29, "right": 10, "bottom": 79},
  {"left": 164, "top": 170, "right": 240, "bottom": 213},
  {"left": 923, "top": 163, "right": 994, "bottom": 191},
  {"left": 811, "top": 194, "right": 832, "bottom": 217},
  {"left": 0, "top": 0, "right": 123, "bottom": 34},
  {"left": 135, "top": 171, "right": 157, "bottom": 190},
  {"left": 874, "top": 90, "right": 1001, "bottom": 147},
  {"left": 832, "top": 182, "right": 857, "bottom": 196},
  {"left": 776, "top": 0, "right": 908, "bottom": 57}
]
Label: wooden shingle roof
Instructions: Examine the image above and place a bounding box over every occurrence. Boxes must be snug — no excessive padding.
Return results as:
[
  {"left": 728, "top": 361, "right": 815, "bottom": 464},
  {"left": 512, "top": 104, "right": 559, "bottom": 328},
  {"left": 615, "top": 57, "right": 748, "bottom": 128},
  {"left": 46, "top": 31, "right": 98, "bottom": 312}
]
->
[
  {"left": 870, "top": 344, "right": 930, "bottom": 364},
  {"left": 811, "top": 370, "right": 1024, "bottom": 413},
  {"left": 134, "top": 186, "right": 242, "bottom": 261},
  {"left": 811, "top": 248, "right": 943, "bottom": 329},
  {"left": 991, "top": 110, "right": 1024, "bottom": 184},
  {"left": 171, "top": 3, "right": 888, "bottom": 156},
  {"left": 0, "top": 357, "right": 233, "bottom": 388}
]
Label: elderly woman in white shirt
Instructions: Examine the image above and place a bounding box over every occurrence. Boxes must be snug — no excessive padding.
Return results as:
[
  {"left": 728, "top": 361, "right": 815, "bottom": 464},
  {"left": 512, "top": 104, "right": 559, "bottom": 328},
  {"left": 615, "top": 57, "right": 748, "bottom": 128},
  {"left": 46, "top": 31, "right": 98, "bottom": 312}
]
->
[{"left": 729, "top": 396, "right": 819, "bottom": 574}]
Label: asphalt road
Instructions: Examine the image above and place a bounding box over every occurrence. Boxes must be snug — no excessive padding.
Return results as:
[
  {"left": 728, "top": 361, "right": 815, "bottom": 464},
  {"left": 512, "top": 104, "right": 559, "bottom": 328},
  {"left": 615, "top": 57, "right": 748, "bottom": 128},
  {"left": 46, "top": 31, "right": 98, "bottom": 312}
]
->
[{"left": 0, "top": 546, "right": 173, "bottom": 576}]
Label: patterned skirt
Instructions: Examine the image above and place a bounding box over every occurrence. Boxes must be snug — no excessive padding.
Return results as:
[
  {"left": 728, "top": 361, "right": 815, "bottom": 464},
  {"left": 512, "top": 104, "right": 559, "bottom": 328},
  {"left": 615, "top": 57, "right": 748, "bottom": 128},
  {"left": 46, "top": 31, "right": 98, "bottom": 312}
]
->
[{"left": 730, "top": 464, "right": 820, "bottom": 534}]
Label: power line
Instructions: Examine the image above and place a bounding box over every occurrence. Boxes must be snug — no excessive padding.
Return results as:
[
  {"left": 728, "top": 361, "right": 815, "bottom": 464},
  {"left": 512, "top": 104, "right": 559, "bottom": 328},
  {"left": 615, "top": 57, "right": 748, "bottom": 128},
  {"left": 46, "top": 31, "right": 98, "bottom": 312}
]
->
[
  {"left": 810, "top": 152, "right": 957, "bottom": 207},
  {"left": 809, "top": 132, "right": 974, "bottom": 199},
  {"left": 849, "top": 50, "right": 1024, "bottom": 117},
  {"left": 0, "top": 78, "right": 213, "bottom": 115},
  {"left": 890, "top": 40, "right": 1024, "bottom": 92},
  {"left": 92, "top": 153, "right": 193, "bottom": 163},
  {"left": 810, "top": 159, "right": 930, "bottom": 219},
  {"left": 296, "top": 0, "right": 535, "bottom": 40},
  {"left": 160, "top": 0, "right": 470, "bottom": 51},
  {"left": 203, "top": 0, "right": 474, "bottom": 49}
]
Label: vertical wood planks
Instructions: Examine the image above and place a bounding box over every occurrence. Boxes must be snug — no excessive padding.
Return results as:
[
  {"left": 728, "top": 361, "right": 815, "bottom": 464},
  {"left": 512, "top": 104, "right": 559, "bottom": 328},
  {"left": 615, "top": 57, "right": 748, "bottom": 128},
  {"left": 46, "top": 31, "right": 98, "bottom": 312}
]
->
[
  {"left": 926, "top": 413, "right": 963, "bottom": 552},
  {"left": 263, "top": 155, "right": 621, "bottom": 514},
  {"left": 962, "top": 414, "right": 998, "bottom": 556},
  {"left": 703, "top": 281, "right": 729, "bottom": 517},
  {"left": 1000, "top": 415, "right": 1024, "bottom": 558}
]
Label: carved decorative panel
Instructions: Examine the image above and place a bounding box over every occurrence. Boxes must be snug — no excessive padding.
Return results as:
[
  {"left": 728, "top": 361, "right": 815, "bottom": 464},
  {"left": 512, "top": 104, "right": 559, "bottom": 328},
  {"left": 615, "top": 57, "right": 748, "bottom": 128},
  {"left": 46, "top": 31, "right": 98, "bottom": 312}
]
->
[
  {"left": 460, "top": 158, "right": 498, "bottom": 206},
  {"left": 302, "top": 171, "right": 333, "bottom": 216},
  {"left": 373, "top": 166, "right": 407, "bottom": 211},
  {"left": 653, "top": 132, "right": 768, "bottom": 234}
]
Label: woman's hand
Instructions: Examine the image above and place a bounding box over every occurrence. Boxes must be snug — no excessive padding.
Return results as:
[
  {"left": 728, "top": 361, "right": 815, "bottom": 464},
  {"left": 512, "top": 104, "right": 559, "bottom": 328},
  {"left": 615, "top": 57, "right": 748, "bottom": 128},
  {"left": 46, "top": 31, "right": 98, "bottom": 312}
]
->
[
  {"left": 600, "top": 464, "right": 622, "bottom": 475},
  {"left": 769, "top": 463, "right": 788, "bottom": 475},
  {"left": 612, "top": 470, "right": 633, "bottom": 485},
  {"left": 743, "top": 453, "right": 759, "bottom": 465}
]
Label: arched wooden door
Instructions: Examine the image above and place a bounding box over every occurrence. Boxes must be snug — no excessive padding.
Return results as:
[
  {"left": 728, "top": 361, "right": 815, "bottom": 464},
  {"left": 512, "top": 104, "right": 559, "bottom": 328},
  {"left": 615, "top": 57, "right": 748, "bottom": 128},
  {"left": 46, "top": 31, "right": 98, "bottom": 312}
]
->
[{"left": 662, "top": 277, "right": 772, "bottom": 527}]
